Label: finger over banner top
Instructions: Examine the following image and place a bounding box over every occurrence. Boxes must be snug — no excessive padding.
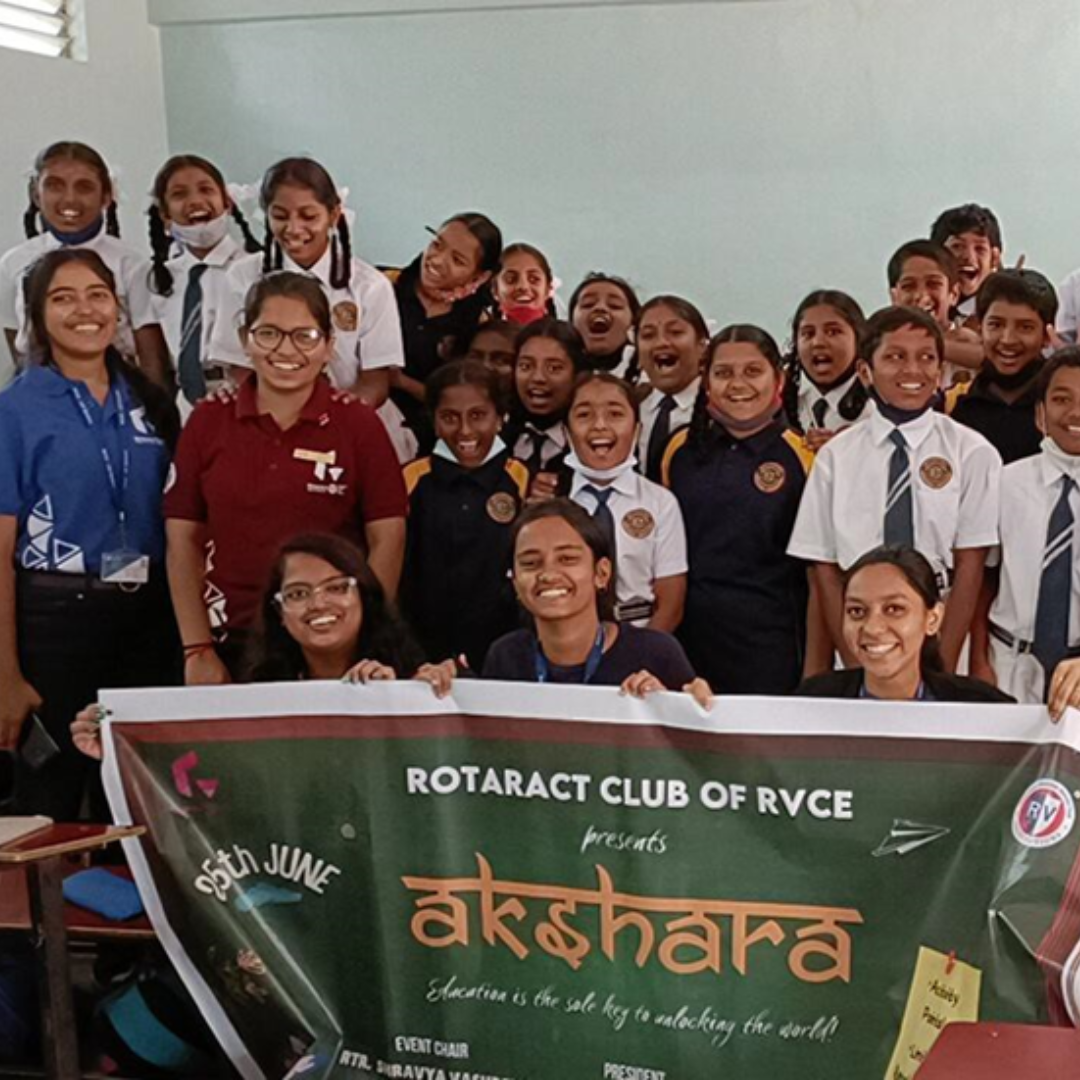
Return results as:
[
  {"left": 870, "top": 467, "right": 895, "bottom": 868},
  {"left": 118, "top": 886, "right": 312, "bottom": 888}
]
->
[{"left": 99, "top": 681, "right": 1080, "bottom": 1080}]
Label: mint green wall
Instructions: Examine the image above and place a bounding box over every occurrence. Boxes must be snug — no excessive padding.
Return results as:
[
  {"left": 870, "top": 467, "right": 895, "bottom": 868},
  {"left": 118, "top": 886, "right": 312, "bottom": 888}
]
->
[{"left": 153, "top": 0, "right": 1080, "bottom": 337}]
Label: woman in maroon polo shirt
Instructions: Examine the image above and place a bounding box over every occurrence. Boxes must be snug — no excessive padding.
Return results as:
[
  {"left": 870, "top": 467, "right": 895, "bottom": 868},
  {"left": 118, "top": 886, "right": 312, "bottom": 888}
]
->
[{"left": 164, "top": 272, "right": 407, "bottom": 684}]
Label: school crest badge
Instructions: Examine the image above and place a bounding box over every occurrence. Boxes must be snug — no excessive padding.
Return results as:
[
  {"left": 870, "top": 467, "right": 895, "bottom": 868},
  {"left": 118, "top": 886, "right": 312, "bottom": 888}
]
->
[
  {"left": 754, "top": 462, "right": 786, "bottom": 494},
  {"left": 621, "top": 509, "right": 655, "bottom": 540},
  {"left": 486, "top": 492, "right": 517, "bottom": 524},
  {"left": 332, "top": 301, "right": 359, "bottom": 332},
  {"left": 919, "top": 457, "right": 953, "bottom": 489}
]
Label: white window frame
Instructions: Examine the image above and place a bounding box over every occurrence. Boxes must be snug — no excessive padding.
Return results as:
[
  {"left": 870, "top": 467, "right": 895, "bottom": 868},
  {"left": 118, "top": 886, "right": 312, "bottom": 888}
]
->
[{"left": 0, "top": 0, "right": 85, "bottom": 61}]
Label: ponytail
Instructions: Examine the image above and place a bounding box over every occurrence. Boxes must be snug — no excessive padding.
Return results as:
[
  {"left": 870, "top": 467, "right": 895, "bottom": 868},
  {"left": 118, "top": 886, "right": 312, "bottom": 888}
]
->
[
  {"left": 147, "top": 206, "right": 174, "bottom": 296},
  {"left": 105, "top": 203, "right": 121, "bottom": 238},
  {"left": 330, "top": 215, "right": 352, "bottom": 290},
  {"left": 23, "top": 200, "right": 39, "bottom": 239},
  {"left": 231, "top": 204, "right": 262, "bottom": 254}
]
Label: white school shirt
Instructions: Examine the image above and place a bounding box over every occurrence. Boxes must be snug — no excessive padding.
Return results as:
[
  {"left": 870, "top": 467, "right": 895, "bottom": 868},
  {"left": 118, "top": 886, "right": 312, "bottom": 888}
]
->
[
  {"left": 153, "top": 235, "right": 245, "bottom": 365},
  {"left": 987, "top": 451, "right": 1080, "bottom": 701},
  {"left": 570, "top": 467, "right": 687, "bottom": 624},
  {"left": 1056, "top": 266, "right": 1080, "bottom": 345},
  {"left": 207, "top": 247, "right": 405, "bottom": 388},
  {"left": 636, "top": 379, "right": 699, "bottom": 466},
  {"left": 512, "top": 421, "right": 568, "bottom": 470},
  {"left": 788, "top": 401, "right": 1001, "bottom": 584},
  {"left": 0, "top": 231, "right": 156, "bottom": 377},
  {"left": 795, "top": 371, "right": 866, "bottom": 433}
]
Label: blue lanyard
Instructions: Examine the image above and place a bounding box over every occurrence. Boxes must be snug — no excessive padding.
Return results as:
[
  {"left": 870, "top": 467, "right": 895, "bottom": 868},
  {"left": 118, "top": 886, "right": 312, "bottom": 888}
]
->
[
  {"left": 69, "top": 382, "right": 131, "bottom": 546},
  {"left": 535, "top": 626, "right": 606, "bottom": 684}
]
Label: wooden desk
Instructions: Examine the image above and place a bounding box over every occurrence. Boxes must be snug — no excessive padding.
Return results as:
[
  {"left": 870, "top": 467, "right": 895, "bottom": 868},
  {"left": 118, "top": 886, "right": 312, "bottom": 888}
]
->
[{"left": 0, "top": 825, "right": 147, "bottom": 1080}]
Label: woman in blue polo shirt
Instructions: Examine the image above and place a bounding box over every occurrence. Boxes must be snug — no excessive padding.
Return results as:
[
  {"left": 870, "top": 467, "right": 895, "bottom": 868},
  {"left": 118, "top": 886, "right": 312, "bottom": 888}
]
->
[{"left": 0, "top": 248, "right": 179, "bottom": 819}]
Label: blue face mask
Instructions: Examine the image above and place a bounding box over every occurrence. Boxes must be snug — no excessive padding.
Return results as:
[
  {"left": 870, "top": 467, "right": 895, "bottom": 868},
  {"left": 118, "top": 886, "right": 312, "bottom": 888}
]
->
[{"left": 44, "top": 215, "right": 105, "bottom": 246}]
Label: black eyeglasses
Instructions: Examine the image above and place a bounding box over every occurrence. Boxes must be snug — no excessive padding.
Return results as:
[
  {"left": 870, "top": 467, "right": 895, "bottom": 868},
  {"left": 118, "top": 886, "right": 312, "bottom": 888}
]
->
[{"left": 249, "top": 326, "right": 326, "bottom": 353}]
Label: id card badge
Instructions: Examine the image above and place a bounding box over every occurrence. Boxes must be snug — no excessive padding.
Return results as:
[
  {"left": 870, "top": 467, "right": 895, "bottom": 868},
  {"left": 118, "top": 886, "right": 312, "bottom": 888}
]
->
[{"left": 101, "top": 549, "right": 150, "bottom": 586}]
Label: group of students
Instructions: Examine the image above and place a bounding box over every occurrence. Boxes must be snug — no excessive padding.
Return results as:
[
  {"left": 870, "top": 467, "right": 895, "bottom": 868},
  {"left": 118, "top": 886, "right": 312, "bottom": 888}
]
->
[{"left": 3, "top": 140, "right": 1080, "bottom": 823}]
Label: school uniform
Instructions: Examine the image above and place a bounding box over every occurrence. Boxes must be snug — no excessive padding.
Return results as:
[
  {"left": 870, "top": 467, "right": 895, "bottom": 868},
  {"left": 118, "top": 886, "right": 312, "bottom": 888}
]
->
[
  {"left": 788, "top": 401, "right": 1002, "bottom": 589},
  {"left": 483, "top": 624, "right": 695, "bottom": 688},
  {"left": 949, "top": 365, "right": 1043, "bottom": 464},
  {"left": 795, "top": 668, "right": 1013, "bottom": 702},
  {"left": 401, "top": 446, "right": 527, "bottom": 668},
  {"left": 207, "top": 249, "right": 416, "bottom": 462},
  {"left": 0, "top": 231, "right": 157, "bottom": 378},
  {"left": 387, "top": 258, "right": 489, "bottom": 451},
  {"left": 0, "top": 364, "right": 178, "bottom": 818},
  {"left": 794, "top": 371, "right": 868, "bottom": 436},
  {"left": 637, "top": 380, "right": 698, "bottom": 482},
  {"left": 162, "top": 377, "right": 406, "bottom": 635},
  {"left": 1055, "top": 266, "right": 1080, "bottom": 344},
  {"left": 987, "top": 448, "right": 1080, "bottom": 702},
  {"left": 663, "top": 419, "right": 811, "bottom": 695},
  {"left": 569, "top": 461, "right": 687, "bottom": 627},
  {"left": 508, "top": 418, "right": 571, "bottom": 477},
  {"left": 153, "top": 235, "right": 247, "bottom": 409}
]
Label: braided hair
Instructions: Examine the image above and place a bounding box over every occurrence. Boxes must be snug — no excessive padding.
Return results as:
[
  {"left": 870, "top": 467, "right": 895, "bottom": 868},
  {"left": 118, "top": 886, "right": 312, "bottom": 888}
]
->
[
  {"left": 782, "top": 289, "right": 867, "bottom": 434},
  {"left": 24, "top": 142, "right": 119, "bottom": 239},
  {"left": 259, "top": 158, "right": 351, "bottom": 289},
  {"left": 146, "top": 155, "right": 263, "bottom": 297}
]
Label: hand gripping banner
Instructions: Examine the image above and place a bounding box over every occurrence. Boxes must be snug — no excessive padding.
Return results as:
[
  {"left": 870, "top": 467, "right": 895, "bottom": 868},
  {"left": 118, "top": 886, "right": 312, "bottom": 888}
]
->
[{"left": 100, "top": 681, "right": 1080, "bottom": 1080}]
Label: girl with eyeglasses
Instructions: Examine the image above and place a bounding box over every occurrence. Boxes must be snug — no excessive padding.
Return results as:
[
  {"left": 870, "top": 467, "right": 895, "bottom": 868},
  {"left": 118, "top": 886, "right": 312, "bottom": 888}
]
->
[
  {"left": 72, "top": 532, "right": 426, "bottom": 761},
  {"left": 163, "top": 272, "right": 407, "bottom": 684}
]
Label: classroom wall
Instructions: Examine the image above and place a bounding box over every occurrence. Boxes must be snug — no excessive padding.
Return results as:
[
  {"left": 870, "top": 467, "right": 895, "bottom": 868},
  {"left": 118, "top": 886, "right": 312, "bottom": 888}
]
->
[
  {"left": 143, "top": 0, "right": 1080, "bottom": 337},
  {"left": 0, "top": 0, "right": 167, "bottom": 381},
  {"left": 0, "top": 0, "right": 167, "bottom": 254}
]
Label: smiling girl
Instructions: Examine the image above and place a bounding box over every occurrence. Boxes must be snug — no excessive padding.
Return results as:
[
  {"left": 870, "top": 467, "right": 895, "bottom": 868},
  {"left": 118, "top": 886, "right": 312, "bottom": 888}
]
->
[
  {"left": 206, "top": 158, "right": 412, "bottom": 456},
  {"left": 566, "top": 373, "right": 687, "bottom": 631},
  {"left": 796, "top": 546, "right": 1012, "bottom": 702},
  {"left": 570, "top": 273, "right": 640, "bottom": 378},
  {"left": 165, "top": 272, "right": 407, "bottom": 683},
  {"left": 491, "top": 242, "right": 556, "bottom": 326},
  {"left": 0, "top": 249, "right": 179, "bottom": 817},
  {"left": 0, "top": 142, "right": 169, "bottom": 386},
  {"left": 401, "top": 360, "right": 526, "bottom": 668},
  {"left": 146, "top": 154, "right": 262, "bottom": 407},
  {"left": 783, "top": 289, "right": 868, "bottom": 450},
  {"left": 663, "top": 325, "right": 811, "bottom": 694},
  {"left": 635, "top": 296, "right": 710, "bottom": 481}
]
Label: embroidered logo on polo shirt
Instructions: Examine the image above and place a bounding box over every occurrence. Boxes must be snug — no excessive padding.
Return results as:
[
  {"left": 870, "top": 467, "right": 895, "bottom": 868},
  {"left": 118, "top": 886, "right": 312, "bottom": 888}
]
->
[
  {"left": 486, "top": 492, "right": 517, "bottom": 524},
  {"left": 129, "top": 406, "right": 163, "bottom": 446},
  {"left": 919, "top": 457, "right": 953, "bottom": 489},
  {"left": 754, "top": 462, "right": 787, "bottom": 494},
  {"left": 622, "top": 508, "right": 655, "bottom": 539},
  {"left": 295, "top": 448, "right": 348, "bottom": 496},
  {"left": 333, "top": 301, "right": 359, "bottom": 332}
]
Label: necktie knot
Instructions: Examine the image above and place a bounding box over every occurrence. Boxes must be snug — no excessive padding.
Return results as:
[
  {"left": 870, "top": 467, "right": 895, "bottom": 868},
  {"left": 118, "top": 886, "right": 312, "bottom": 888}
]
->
[
  {"left": 585, "top": 484, "right": 613, "bottom": 507},
  {"left": 811, "top": 398, "right": 829, "bottom": 429},
  {"left": 889, "top": 428, "right": 907, "bottom": 451}
]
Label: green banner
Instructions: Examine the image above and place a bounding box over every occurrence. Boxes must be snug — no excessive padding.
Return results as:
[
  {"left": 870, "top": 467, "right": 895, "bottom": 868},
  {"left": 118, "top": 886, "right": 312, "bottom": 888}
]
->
[{"left": 101, "top": 682, "right": 1080, "bottom": 1080}]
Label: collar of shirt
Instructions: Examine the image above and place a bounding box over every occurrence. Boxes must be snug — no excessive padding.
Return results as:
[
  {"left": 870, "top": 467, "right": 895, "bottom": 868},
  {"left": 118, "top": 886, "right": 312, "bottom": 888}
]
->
[
  {"left": 964, "top": 365, "right": 1042, "bottom": 407},
  {"left": 25, "top": 363, "right": 130, "bottom": 417},
  {"left": 642, "top": 378, "right": 699, "bottom": 417},
  {"left": 797, "top": 370, "right": 859, "bottom": 411},
  {"left": 524, "top": 421, "right": 568, "bottom": 451},
  {"left": 570, "top": 463, "right": 639, "bottom": 500},
  {"left": 1039, "top": 440, "right": 1080, "bottom": 489},
  {"left": 170, "top": 234, "right": 240, "bottom": 272},
  {"left": 283, "top": 246, "right": 334, "bottom": 288},
  {"left": 432, "top": 435, "right": 506, "bottom": 466},
  {"left": 235, "top": 375, "right": 333, "bottom": 426},
  {"left": 866, "top": 398, "right": 936, "bottom": 450}
]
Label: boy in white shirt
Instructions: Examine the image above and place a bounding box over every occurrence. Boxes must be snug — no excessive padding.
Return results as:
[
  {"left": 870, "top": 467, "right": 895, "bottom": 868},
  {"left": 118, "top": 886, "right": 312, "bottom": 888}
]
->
[{"left": 789, "top": 305, "right": 1002, "bottom": 672}]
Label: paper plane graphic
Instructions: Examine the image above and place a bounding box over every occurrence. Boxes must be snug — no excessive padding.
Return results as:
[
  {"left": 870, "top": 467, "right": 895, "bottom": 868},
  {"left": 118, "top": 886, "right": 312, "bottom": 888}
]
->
[{"left": 872, "top": 818, "right": 951, "bottom": 857}]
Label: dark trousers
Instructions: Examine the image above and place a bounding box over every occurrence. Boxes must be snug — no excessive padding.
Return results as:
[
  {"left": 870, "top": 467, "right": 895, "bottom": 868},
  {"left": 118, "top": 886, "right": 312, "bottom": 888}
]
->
[{"left": 11, "top": 570, "right": 180, "bottom": 821}]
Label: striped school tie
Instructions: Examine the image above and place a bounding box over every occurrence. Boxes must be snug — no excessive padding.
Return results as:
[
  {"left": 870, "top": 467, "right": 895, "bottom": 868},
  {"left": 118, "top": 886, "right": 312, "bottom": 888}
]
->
[
  {"left": 584, "top": 485, "right": 617, "bottom": 563},
  {"left": 645, "top": 395, "right": 677, "bottom": 481},
  {"left": 1033, "top": 475, "right": 1076, "bottom": 676},
  {"left": 177, "top": 263, "right": 209, "bottom": 404},
  {"left": 884, "top": 429, "right": 914, "bottom": 548}
]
